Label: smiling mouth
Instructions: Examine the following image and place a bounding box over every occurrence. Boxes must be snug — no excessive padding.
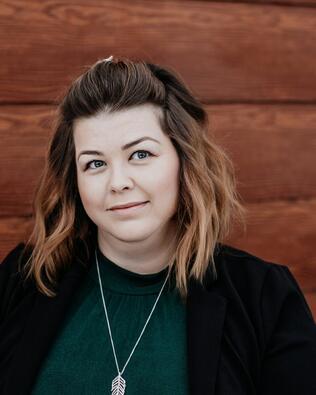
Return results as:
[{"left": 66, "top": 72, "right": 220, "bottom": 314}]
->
[{"left": 110, "top": 201, "right": 149, "bottom": 212}]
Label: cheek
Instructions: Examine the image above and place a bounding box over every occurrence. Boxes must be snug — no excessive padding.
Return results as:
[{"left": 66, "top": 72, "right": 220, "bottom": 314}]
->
[
  {"left": 77, "top": 174, "right": 103, "bottom": 211},
  {"left": 161, "top": 154, "right": 180, "bottom": 190},
  {"left": 150, "top": 156, "right": 180, "bottom": 206}
]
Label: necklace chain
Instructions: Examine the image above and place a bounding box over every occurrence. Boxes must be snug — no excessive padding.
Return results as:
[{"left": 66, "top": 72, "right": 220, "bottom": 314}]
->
[{"left": 95, "top": 249, "right": 170, "bottom": 392}]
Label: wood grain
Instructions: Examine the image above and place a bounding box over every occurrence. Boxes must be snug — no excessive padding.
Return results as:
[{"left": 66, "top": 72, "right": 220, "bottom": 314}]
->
[
  {"left": 210, "top": 104, "right": 316, "bottom": 202},
  {"left": 227, "top": 198, "right": 316, "bottom": 290},
  {"left": 0, "top": 105, "right": 54, "bottom": 215},
  {"left": 1, "top": 1, "right": 316, "bottom": 102}
]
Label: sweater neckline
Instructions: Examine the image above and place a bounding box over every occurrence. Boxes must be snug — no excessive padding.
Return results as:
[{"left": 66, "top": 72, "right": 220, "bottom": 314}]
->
[{"left": 87, "top": 246, "right": 174, "bottom": 295}]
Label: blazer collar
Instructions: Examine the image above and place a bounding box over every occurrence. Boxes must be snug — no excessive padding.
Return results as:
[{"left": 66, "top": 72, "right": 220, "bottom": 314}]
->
[{"left": 5, "top": 245, "right": 227, "bottom": 395}]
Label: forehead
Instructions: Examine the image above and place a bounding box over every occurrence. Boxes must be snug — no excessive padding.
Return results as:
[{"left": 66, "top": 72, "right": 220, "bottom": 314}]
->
[{"left": 73, "top": 104, "right": 165, "bottom": 148}]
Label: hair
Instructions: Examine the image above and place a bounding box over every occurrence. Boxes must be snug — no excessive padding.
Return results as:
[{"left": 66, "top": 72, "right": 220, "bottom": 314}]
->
[{"left": 19, "top": 55, "right": 247, "bottom": 302}]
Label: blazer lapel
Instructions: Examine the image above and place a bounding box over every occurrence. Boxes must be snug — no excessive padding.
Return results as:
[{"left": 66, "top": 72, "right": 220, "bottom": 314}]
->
[
  {"left": 5, "top": 246, "right": 227, "bottom": 395},
  {"left": 186, "top": 272, "right": 227, "bottom": 395}
]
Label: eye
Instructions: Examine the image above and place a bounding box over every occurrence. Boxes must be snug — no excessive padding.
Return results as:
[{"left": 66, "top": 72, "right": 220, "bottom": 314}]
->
[
  {"left": 85, "top": 160, "right": 105, "bottom": 170},
  {"left": 84, "top": 150, "right": 153, "bottom": 170},
  {"left": 130, "top": 150, "right": 153, "bottom": 161}
]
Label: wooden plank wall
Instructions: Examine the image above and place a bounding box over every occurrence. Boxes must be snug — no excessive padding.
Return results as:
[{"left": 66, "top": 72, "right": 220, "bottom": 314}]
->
[{"left": 0, "top": 0, "right": 315, "bottom": 317}]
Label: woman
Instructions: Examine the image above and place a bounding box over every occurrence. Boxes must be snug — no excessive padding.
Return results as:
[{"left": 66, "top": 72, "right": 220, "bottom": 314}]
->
[{"left": 1, "top": 55, "right": 315, "bottom": 395}]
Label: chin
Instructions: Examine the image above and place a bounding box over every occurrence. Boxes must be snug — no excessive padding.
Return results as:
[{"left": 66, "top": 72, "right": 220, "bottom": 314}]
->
[
  {"left": 108, "top": 223, "right": 160, "bottom": 242},
  {"left": 111, "top": 232, "right": 152, "bottom": 244}
]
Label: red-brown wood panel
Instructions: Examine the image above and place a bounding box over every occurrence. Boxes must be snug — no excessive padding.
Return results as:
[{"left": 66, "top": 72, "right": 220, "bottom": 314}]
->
[
  {"left": 211, "top": 104, "right": 316, "bottom": 202},
  {"left": 0, "top": 105, "right": 53, "bottom": 215},
  {"left": 228, "top": 198, "right": 316, "bottom": 290},
  {"left": 1, "top": 1, "right": 316, "bottom": 102}
]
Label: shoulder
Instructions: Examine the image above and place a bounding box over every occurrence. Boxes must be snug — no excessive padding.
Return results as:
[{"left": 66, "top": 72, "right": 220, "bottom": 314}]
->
[
  {"left": 0, "top": 242, "right": 31, "bottom": 280},
  {"left": 215, "top": 242, "right": 307, "bottom": 294},
  {"left": 214, "top": 242, "right": 285, "bottom": 287},
  {"left": 213, "top": 242, "right": 315, "bottom": 325},
  {"left": 216, "top": 242, "right": 311, "bottom": 291},
  {"left": 213, "top": 243, "right": 314, "bottom": 318},
  {"left": 0, "top": 243, "right": 35, "bottom": 321},
  {"left": 1, "top": 242, "right": 28, "bottom": 266}
]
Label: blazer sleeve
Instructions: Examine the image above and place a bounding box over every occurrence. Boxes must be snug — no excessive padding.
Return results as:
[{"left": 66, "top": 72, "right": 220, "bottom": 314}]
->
[
  {"left": 259, "top": 263, "right": 316, "bottom": 394},
  {"left": 0, "top": 242, "right": 26, "bottom": 324}
]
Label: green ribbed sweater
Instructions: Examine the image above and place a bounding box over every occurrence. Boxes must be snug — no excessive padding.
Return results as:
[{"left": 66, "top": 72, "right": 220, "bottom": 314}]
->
[{"left": 31, "top": 247, "right": 189, "bottom": 394}]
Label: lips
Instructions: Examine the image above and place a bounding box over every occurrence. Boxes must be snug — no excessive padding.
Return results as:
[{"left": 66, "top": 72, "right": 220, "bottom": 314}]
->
[{"left": 110, "top": 201, "right": 148, "bottom": 210}]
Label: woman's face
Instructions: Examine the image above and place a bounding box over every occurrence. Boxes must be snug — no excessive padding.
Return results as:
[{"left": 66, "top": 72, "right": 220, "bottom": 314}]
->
[{"left": 74, "top": 103, "right": 180, "bottom": 246}]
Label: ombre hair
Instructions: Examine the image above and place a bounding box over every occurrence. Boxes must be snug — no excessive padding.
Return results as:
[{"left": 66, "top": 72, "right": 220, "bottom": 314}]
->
[{"left": 19, "top": 55, "right": 246, "bottom": 301}]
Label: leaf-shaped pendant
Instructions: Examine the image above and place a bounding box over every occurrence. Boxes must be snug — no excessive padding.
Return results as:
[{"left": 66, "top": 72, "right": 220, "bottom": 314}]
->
[{"left": 111, "top": 373, "right": 126, "bottom": 395}]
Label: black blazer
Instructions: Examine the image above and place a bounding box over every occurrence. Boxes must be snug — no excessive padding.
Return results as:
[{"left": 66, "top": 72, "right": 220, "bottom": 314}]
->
[{"left": 1, "top": 242, "right": 316, "bottom": 395}]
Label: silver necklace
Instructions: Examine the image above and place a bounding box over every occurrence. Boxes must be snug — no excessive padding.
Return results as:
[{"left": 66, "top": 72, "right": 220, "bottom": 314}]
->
[{"left": 94, "top": 249, "right": 171, "bottom": 395}]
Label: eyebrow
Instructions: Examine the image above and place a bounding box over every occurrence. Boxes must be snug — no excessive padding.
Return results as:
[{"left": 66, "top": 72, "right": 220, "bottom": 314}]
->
[{"left": 77, "top": 136, "right": 160, "bottom": 161}]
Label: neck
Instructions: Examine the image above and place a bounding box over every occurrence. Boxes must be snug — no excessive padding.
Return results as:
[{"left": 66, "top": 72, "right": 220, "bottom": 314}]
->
[{"left": 97, "top": 222, "right": 178, "bottom": 274}]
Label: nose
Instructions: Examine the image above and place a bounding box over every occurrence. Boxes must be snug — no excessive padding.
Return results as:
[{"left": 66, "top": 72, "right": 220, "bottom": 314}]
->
[{"left": 109, "top": 164, "right": 134, "bottom": 192}]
